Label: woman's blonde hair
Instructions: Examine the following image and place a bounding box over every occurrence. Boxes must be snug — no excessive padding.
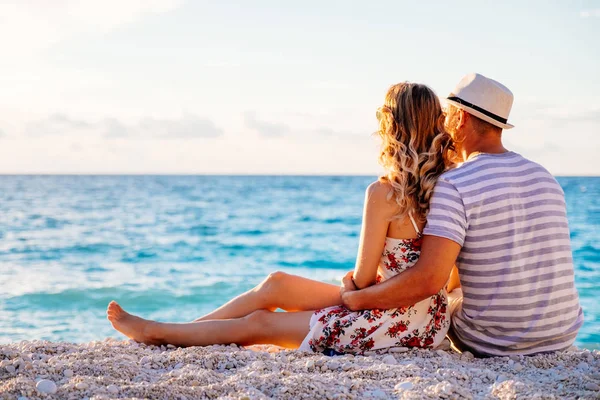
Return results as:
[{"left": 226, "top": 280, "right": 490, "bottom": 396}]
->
[{"left": 377, "top": 82, "right": 454, "bottom": 220}]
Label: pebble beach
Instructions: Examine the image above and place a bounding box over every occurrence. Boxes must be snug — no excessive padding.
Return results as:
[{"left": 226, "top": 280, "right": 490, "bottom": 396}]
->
[{"left": 1, "top": 339, "right": 599, "bottom": 400}]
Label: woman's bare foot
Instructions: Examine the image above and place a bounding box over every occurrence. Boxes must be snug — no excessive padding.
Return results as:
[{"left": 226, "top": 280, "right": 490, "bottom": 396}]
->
[{"left": 106, "top": 301, "right": 162, "bottom": 345}]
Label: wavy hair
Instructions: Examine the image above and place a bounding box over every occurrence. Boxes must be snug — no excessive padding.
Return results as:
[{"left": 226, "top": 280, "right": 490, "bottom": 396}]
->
[{"left": 376, "top": 82, "right": 455, "bottom": 221}]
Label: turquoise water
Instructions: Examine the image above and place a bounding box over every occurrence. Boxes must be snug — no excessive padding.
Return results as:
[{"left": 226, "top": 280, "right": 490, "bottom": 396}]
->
[{"left": 0, "top": 175, "right": 598, "bottom": 348}]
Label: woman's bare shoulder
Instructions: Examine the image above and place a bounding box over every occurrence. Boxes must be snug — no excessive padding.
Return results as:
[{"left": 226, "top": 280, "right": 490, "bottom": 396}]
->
[{"left": 365, "top": 180, "right": 398, "bottom": 213}]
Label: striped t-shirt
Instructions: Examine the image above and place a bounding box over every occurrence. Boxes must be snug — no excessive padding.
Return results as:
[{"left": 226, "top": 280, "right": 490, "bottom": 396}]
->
[{"left": 423, "top": 151, "right": 583, "bottom": 356}]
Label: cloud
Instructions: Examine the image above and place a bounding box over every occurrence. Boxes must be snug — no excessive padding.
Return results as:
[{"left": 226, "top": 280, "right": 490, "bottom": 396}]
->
[
  {"left": 578, "top": 109, "right": 600, "bottom": 123},
  {"left": 137, "top": 114, "right": 223, "bottom": 139},
  {"left": 244, "top": 111, "right": 291, "bottom": 137},
  {"left": 580, "top": 9, "right": 600, "bottom": 18},
  {"left": 103, "top": 118, "right": 129, "bottom": 138},
  {"left": 26, "top": 113, "right": 224, "bottom": 139},
  {"left": 26, "top": 113, "right": 94, "bottom": 136}
]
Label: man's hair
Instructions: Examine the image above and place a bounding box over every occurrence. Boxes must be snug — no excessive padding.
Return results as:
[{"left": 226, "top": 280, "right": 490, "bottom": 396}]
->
[{"left": 470, "top": 114, "right": 502, "bottom": 135}]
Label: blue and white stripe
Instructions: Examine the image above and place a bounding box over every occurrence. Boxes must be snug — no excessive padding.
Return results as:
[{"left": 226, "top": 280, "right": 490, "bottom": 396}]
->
[{"left": 424, "top": 151, "right": 583, "bottom": 356}]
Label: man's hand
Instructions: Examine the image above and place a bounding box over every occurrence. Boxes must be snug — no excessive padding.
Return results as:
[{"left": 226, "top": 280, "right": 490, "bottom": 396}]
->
[{"left": 340, "top": 271, "right": 360, "bottom": 311}]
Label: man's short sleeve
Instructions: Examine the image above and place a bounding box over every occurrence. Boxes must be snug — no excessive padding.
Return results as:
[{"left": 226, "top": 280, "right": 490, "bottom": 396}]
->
[{"left": 423, "top": 178, "right": 467, "bottom": 246}]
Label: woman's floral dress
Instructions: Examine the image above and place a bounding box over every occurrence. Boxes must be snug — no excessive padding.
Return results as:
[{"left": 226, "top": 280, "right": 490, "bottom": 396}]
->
[{"left": 299, "top": 234, "right": 450, "bottom": 354}]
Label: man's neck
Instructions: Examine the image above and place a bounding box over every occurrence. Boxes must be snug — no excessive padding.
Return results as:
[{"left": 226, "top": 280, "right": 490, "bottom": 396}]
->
[{"left": 458, "top": 129, "right": 507, "bottom": 162}]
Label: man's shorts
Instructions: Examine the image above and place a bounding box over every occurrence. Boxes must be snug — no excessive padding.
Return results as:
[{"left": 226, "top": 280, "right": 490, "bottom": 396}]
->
[{"left": 448, "top": 288, "right": 463, "bottom": 316}]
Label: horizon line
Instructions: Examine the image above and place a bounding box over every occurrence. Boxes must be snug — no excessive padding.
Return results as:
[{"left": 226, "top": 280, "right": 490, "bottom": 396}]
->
[{"left": 0, "top": 173, "right": 598, "bottom": 178}]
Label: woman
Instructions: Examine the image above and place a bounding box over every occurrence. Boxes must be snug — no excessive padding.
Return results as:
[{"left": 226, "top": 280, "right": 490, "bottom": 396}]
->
[{"left": 107, "top": 82, "right": 455, "bottom": 353}]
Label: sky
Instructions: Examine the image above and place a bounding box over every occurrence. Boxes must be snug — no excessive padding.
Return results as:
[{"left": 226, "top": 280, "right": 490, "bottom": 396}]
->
[{"left": 0, "top": 0, "right": 598, "bottom": 175}]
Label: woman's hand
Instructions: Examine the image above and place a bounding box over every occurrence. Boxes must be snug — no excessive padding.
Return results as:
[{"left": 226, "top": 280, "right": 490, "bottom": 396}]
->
[{"left": 340, "top": 271, "right": 357, "bottom": 293}]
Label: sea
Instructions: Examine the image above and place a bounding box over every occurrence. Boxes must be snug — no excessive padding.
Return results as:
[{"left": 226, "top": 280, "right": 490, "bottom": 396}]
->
[{"left": 0, "top": 175, "right": 598, "bottom": 349}]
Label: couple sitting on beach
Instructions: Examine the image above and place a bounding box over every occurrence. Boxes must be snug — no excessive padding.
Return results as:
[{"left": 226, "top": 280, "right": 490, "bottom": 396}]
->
[{"left": 108, "top": 73, "right": 583, "bottom": 357}]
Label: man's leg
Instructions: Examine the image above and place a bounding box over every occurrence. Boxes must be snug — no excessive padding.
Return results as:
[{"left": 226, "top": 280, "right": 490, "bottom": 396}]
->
[{"left": 194, "top": 271, "right": 342, "bottom": 322}]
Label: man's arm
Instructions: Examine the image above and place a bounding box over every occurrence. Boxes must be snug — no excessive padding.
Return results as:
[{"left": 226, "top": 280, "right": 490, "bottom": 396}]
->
[{"left": 341, "top": 235, "right": 461, "bottom": 311}]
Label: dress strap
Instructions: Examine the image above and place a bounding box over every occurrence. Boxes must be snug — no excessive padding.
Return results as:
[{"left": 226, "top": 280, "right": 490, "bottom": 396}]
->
[{"left": 408, "top": 211, "right": 421, "bottom": 236}]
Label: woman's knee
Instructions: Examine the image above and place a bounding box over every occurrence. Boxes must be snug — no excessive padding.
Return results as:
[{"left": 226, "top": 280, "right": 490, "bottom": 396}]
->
[
  {"left": 243, "top": 309, "right": 272, "bottom": 328},
  {"left": 255, "top": 271, "right": 290, "bottom": 298}
]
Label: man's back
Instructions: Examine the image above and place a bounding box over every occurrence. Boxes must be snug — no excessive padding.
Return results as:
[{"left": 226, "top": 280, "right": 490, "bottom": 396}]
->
[{"left": 424, "top": 151, "right": 584, "bottom": 356}]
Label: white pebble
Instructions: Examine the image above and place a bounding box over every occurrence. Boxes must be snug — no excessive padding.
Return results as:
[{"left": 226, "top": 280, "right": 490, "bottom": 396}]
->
[
  {"left": 63, "top": 369, "right": 74, "bottom": 377},
  {"left": 513, "top": 362, "right": 524, "bottom": 372},
  {"left": 382, "top": 355, "right": 397, "bottom": 365},
  {"left": 585, "top": 382, "right": 600, "bottom": 391},
  {"left": 326, "top": 360, "right": 340, "bottom": 370},
  {"left": 586, "top": 354, "right": 594, "bottom": 363},
  {"left": 439, "top": 382, "right": 453, "bottom": 395},
  {"left": 577, "top": 362, "right": 589, "bottom": 370},
  {"left": 366, "top": 388, "right": 387, "bottom": 398},
  {"left": 140, "top": 356, "right": 151, "bottom": 364},
  {"left": 342, "top": 362, "right": 353, "bottom": 371},
  {"left": 107, "top": 384, "right": 119, "bottom": 394},
  {"left": 5, "top": 365, "right": 16, "bottom": 374},
  {"left": 436, "top": 349, "right": 450, "bottom": 358},
  {"left": 395, "top": 381, "right": 413, "bottom": 391},
  {"left": 305, "top": 360, "right": 315, "bottom": 369},
  {"left": 76, "top": 382, "right": 89, "bottom": 390},
  {"left": 36, "top": 379, "right": 57, "bottom": 394},
  {"left": 252, "top": 361, "right": 266, "bottom": 370}
]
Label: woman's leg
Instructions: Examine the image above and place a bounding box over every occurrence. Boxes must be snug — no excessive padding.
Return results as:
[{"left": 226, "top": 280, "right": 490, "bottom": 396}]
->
[
  {"left": 194, "top": 271, "right": 342, "bottom": 322},
  {"left": 107, "top": 301, "right": 313, "bottom": 348}
]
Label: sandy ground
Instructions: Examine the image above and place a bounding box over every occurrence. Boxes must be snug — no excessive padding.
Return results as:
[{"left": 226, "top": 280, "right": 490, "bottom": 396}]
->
[{"left": 1, "top": 339, "right": 599, "bottom": 399}]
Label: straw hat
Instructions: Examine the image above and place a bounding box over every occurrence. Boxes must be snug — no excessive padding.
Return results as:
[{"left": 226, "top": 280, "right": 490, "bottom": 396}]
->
[{"left": 446, "top": 73, "right": 514, "bottom": 129}]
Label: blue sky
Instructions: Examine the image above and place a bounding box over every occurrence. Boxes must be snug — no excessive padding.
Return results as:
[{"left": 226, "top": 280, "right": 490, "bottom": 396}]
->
[{"left": 0, "top": 0, "right": 598, "bottom": 175}]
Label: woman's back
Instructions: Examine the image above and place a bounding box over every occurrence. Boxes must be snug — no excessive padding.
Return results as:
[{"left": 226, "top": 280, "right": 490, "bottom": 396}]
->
[{"left": 299, "top": 189, "right": 451, "bottom": 354}]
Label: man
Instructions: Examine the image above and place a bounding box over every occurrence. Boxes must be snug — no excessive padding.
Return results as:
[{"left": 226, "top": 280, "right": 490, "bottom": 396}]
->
[{"left": 341, "top": 73, "right": 583, "bottom": 356}]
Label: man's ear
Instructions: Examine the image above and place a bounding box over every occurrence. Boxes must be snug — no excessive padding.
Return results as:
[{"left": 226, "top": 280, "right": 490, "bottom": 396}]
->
[{"left": 457, "top": 108, "right": 468, "bottom": 129}]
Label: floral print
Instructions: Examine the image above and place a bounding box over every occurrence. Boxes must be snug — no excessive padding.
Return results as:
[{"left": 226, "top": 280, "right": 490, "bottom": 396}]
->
[{"left": 300, "top": 236, "right": 450, "bottom": 355}]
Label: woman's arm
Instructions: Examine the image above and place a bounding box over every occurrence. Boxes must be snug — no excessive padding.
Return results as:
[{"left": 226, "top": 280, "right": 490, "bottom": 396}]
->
[{"left": 351, "top": 181, "right": 394, "bottom": 289}]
